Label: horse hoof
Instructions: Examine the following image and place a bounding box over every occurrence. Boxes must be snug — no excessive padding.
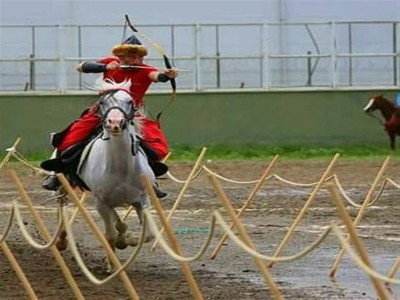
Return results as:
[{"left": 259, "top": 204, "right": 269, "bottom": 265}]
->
[
  {"left": 115, "top": 236, "right": 128, "bottom": 250},
  {"left": 56, "top": 239, "right": 68, "bottom": 251},
  {"left": 115, "top": 221, "right": 128, "bottom": 233}
]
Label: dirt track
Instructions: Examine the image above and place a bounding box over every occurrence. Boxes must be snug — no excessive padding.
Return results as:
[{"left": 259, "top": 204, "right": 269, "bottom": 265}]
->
[{"left": 0, "top": 157, "right": 399, "bottom": 299}]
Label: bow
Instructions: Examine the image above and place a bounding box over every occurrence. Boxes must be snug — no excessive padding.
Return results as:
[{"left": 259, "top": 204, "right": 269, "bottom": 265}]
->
[{"left": 124, "top": 15, "right": 176, "bottom": 121}]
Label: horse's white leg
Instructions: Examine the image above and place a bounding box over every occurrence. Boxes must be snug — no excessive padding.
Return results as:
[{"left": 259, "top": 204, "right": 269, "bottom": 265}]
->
[
  {"left": 55, "top": 209, "right": 68, "bottom": 251},
  {"left": 124, "top": 197, "right": 154, "bottom": 246},
  {"left": 113, "top": 210, "right": 129, "bottom": 250},
  {"left": 96, "top": 201, "right": 118, "bottom": 273}
]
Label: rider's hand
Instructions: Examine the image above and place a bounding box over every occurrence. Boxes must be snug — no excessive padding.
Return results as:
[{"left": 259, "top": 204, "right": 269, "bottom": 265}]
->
[
  {"left": 106, "top": 61, "right": 120, "bottom": 70},
  {"left": 164, "top": 68, "right": 178, "bottom": 79}
]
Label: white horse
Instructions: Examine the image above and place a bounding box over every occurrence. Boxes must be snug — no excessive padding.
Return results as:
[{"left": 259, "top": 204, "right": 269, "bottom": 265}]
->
[{"left": 78, "top": 79, "right": 156, "bottom": 272}]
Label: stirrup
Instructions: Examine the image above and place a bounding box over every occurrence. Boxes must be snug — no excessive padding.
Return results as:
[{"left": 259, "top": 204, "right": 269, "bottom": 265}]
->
[{"left": 42, "top": 175, "right": 61, "bottom": 191}]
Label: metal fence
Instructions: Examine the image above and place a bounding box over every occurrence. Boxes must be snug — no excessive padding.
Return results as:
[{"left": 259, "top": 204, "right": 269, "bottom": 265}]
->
[{"left": 0, "top": 21, "right": 399, "bottom": 92}]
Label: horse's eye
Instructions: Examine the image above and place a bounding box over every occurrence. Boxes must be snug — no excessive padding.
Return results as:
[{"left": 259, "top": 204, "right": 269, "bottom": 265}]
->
[{"left": 99, "top": 97, "right": 106, "bottom": 105}]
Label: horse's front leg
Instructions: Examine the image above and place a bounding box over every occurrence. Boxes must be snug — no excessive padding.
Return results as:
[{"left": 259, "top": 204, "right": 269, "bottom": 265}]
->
[
  {"left": 96, "top": 201, "right": 118, "bottom": 273},
  {"left": 124, "top": 196, "right": 154, "bottom": 246},
  {"left": 56, "top": 228, "right": 68, "bottom": 251},
  {"left": 113, "top": 210, "right": 129, "bottom": 250}
]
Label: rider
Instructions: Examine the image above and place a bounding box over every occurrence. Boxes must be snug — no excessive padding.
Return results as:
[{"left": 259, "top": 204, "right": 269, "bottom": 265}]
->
[{"left": 42, "top": 35, "right": 178, "bottom": 197}]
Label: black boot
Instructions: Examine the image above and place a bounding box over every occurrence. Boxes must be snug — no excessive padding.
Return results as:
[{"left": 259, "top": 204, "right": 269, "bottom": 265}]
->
[
  {"left": 139, "top": 140, "right": 169, "bottom": 177},
  {"left": 42, "top": 175, "right": 61, "bottom": 191},
  {"left": 149, "top": 161, "right": 169, "bottom": 177},
  {"left": 153, "top": 185, "right": 167, "bottom": 198}
]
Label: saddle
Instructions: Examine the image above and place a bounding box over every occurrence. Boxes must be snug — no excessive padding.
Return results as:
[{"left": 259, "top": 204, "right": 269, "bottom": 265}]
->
[
  {"left": 41, "top": 130, "right": 168, "bottom": 191},
  {"left": 41, "top": 133, "right": 98, "bottom": 191}
]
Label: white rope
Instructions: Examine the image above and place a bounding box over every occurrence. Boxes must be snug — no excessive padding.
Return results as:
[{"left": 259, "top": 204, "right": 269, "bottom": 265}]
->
[
  {"left": 332, "top": 174, "right": 365, "bottom": 208},
  {"left": 213, "top": 211, "right": 333, "bottom": 263},
  {"left": 272, "top": 174, "right": 334, "bottom": 187},
  {"left": 166, "top": 167, "right": 203, "bottom": 184},
  {"left": 331, "top": 223, "right": 400, "bottom": 285},
  {"left": 386, "top": 177, "right": 400, "bottom": 189},
  {"left": 7, "top": 151, "right": 50, "bottom": 175},
  {"left": 12, "top": 200, "right": 66, "bottom": 250},
  {"left": 61, "top": 208, "right": 146, "bottom": 285},
  {"left": 202, "top": 165, "right": 266, "bottom": 184},
  {"left": 334, "top": 176, "right": 392, "bottom": 208},
  {"left": 143, "top": 210, "right": 215, "bottom": 262},
  {"left": 366, "top": 179, "right": 389, "bottom": 206}
]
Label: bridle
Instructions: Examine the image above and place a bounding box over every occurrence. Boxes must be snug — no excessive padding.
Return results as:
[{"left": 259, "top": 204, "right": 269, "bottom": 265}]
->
[
  {"left": 365, "top": 98, "right": 384, "bottom": 126},
  {"left": 98, "top": 90, "right": 136, "bottom": 130},
  {"left": 97, "top": 89, "right": 140, "bottom": 155}
]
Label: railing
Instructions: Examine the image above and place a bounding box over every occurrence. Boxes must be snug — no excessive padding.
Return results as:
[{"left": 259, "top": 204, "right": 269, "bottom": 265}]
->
[{"left": 0, "top": 21, "right": 399, "bottom": 92}]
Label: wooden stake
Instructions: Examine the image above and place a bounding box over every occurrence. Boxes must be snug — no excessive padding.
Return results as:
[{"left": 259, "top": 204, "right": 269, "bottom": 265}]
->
[
  {"left": 210, "top": 155, "right": 279, "bottom": 260},
  {"left": 208, "top": 174, "right": 283, "bottom": 299},
  {"left": 8, "top": 170, "right": 85, "bottom": 300},
  {"left": 0, "top": 138, "right": 21, "bottom": 170},
  {"left": 328, "top": 183, "right": 389, "bottom": 300},
  {"left": 329, "top": 156, "right": 391, "bottom": 278},
  {"left": 150, "top": 147, "right": 207, "bottom": 252},
  {"left": 267, "top": 153, "right": 340, "bottom": 268},
  {"left": 142, "top": 175, "right": 204, "bottom": 300},
  {"left": 0, "top": 241, "right": 38, "bottom": 299}
]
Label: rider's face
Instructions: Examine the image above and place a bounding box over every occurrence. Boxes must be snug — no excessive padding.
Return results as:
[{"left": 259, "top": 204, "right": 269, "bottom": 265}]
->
[{"left": 118, "top": 54, "right": 143, "bottom": 65}]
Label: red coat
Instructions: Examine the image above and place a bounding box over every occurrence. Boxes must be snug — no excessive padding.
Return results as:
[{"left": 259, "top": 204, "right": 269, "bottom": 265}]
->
[
  {"left": 56, "top": 58, "right": 168, "bottom": 160},
  {"left": 99, "top": 57, "right": 157, "bottom": 108}
]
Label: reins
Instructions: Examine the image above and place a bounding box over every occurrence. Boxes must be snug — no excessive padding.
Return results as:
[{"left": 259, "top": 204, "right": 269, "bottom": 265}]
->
[
  {"left": 98, "top": 90, "right": 138, "bottom": 156},
  {"left": 99, "top": 90, "right": 136, "bottom": 125}
]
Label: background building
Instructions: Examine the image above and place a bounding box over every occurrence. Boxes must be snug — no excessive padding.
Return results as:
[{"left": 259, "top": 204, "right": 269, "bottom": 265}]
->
[{"left": 0, "top": 0, "right": 399, "bottom": 92}]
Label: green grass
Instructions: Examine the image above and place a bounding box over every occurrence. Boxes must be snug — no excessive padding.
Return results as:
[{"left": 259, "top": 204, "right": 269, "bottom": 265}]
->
[
  {"left": 167, "top": 144, "right": 398, "bottom": 161},
  {"left": 1, "top": 144, "right": 398, "bottom": 164}
]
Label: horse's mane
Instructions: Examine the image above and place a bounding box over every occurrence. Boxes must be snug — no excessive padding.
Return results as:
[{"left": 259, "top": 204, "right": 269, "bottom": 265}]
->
[
  {"left": 372, "top": 94, "right": 396, "bottom": 107},
  {"left": 93, "top": 78, "right": 132, "bottom": 92}
]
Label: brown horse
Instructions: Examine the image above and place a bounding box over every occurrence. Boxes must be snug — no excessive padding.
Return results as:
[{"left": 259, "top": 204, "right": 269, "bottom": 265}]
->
[{"left": 364, "top": 94, "right": 400, "bottom": 150}]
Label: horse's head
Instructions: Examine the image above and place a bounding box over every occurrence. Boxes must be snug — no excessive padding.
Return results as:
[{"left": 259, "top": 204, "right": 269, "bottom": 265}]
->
[
  {"left": 363, "top": 94, "right": 385, "bottom": 113},
  {"left": 97, "top": 79, "right": 135, "bottom": 136},
  {"left": 364, "top": 94, "right": 397, "bottom": 121}
]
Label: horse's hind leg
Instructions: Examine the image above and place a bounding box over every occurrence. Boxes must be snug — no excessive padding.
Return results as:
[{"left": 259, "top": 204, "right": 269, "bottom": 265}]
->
[
  {"left": 55, "top": 205, "right": 68, "bottom": 251},
  {"left": 56, "top": 228, "right": 68, "bottom": 251},
  {"left": 389, "top": 133, "right": 396, "bottom": 150}
]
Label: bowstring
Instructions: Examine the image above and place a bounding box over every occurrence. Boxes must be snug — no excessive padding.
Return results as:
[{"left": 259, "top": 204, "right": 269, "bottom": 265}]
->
[{"left": 124, "top": 15, "right": 176, "bottom": 122}]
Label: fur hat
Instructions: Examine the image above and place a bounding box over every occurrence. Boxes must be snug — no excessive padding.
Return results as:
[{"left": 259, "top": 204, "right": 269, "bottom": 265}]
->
[{"left": 112, "top": 35, "right": 148, "bottom": 57}]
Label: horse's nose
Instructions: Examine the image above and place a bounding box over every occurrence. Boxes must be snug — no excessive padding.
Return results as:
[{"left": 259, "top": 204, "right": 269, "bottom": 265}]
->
[{"left": 106, "top": 117, "right": 124, "bottom": 132}]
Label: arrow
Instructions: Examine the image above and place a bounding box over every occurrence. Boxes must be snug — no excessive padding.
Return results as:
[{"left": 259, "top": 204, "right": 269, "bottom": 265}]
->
[{"left": 120, "top": 65, "right": 190, "bottom": 72}]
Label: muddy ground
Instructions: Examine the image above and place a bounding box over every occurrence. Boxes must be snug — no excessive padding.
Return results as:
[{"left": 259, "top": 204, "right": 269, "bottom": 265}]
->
[{"left": 0, "top": 157, "right": 399, "bottom": 299}]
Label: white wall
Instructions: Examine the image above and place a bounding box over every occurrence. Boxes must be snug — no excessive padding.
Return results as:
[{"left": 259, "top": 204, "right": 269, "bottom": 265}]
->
[
  {"left": 1, "top": 0, "right": 398, "bottom": 26},
  {"left": 0, "top": 0, "right": 398, "bottom": 91}
]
